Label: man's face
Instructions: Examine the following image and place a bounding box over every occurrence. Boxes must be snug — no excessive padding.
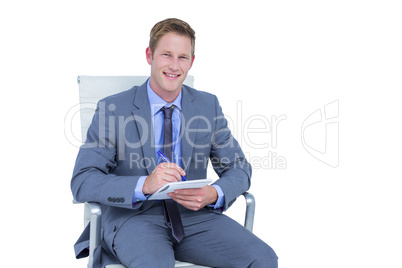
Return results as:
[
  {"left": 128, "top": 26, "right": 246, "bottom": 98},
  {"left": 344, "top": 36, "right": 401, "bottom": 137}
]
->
[{"left": 146, "top": 32, "right": 195, "bottom": 101}]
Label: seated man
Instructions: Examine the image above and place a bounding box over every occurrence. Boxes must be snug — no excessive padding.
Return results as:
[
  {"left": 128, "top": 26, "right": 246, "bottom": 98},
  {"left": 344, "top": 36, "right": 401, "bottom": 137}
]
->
[{"left": 72, "top": 18, "right": 278, "bottom": 268}]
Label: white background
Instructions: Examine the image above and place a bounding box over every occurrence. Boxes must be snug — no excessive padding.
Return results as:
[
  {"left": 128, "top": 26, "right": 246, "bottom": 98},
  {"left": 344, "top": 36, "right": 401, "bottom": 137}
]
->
[{"left": 1, "top": 0, "right": 401, "bottom": 267}]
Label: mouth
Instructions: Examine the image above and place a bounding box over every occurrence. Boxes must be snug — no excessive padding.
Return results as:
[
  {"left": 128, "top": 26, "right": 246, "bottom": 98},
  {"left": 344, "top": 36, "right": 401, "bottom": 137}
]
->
[{"left": 163, "top": 72, "right": 181, "bottom": 79}]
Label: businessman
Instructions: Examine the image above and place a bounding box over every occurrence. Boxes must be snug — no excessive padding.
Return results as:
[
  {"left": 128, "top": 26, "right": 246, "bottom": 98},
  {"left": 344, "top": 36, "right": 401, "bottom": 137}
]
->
[{"left": 72, "top": 18, "right": 278, "bottom": 267}]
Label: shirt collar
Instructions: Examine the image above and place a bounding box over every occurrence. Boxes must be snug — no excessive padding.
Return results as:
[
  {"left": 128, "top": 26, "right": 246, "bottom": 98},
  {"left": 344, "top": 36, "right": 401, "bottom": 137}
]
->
[{"left": 147, "top": 79, "right": 182, "bottom": 116}]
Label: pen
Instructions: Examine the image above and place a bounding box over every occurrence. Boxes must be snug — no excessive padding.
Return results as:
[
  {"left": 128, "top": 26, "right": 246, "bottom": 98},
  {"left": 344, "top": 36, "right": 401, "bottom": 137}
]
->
[{"left": 157, "top": 151, "right": 187, "bottom": 181}]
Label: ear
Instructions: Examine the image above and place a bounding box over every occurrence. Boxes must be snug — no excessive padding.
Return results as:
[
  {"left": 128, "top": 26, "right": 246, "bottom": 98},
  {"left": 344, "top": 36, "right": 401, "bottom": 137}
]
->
[
  {"left": 189, "top": 54, "right": 195, "bottom": 69},
  {"left": 146, "top": 47, "right": 153, "bottom": 65}
]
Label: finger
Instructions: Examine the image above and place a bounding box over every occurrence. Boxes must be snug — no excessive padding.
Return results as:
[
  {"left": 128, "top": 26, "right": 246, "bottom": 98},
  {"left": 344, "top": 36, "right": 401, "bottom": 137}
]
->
[
  {"left": 170, "top": 195, "right": 204, "bottom": 211},
  {"left": 153, "top": 174, "right": 178, "bottom": 185},
  {"left": 170, "top": 191, "right": 202, "bottom": 203},
  {"left": 154, "top": 166, "right": 182, "bottom": 182},
  {"left": 164, "top": 173, "right": 182, "bottom": 183},
  {"left": 159, "top": 162, "right": 186, "bottom": 176},
  {"left": 162, "top": 167, "right": 185, "bottom": 182},
  {"left": 174, "top": 188, "right": 201, "bottom": 196},
  {"left": 160, "top": 169, "right": 182, "bottom": 182}
]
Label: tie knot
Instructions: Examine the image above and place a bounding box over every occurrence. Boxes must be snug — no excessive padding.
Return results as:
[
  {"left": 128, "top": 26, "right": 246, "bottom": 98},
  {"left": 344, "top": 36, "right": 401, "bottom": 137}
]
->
[{"left": 161, "top": 105, "right": 175, "bottom": 119}]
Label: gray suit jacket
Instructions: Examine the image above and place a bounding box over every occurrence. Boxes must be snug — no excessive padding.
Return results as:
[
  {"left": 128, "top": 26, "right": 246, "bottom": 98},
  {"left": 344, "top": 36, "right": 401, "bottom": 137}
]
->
[{"left": 71, "top": 80, "right": 252, "bottom": 266}]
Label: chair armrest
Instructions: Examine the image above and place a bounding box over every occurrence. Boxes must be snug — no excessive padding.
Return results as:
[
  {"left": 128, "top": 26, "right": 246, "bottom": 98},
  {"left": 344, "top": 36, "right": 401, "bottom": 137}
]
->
[
  {"left": 84, "top": 202, "right": 102, "bottom": 268},
  {"left": 242, "top": 192, "right": 255, "bottom": 232},
  {"left": 73, "top": 200, "right": 102, "bottom": 268}
]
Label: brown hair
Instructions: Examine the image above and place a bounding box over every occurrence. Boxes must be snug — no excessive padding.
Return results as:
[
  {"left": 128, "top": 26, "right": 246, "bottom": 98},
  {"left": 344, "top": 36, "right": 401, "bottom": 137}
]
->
[{"left": 149, "top": 18, "right": 196, "bottom": 59}]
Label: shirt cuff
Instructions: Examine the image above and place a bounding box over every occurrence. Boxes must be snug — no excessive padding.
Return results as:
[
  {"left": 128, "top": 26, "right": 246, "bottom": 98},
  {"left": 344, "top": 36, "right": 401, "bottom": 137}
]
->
[
  {"left": 208, "top": 184, "right": 225, "bottom": 209},
  {"left": 132, "top": 176, "right": 148, "bottom": 204}
]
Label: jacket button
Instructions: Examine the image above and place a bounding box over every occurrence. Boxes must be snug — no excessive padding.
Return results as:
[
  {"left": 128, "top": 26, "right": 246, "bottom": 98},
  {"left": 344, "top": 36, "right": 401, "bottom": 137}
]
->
[{"left": 108, "top": 197, "right": 112, "bottom": 202}]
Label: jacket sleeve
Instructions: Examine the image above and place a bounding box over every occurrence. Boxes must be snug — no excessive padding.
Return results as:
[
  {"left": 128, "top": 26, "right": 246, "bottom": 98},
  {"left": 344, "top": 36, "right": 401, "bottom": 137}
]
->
[
  {"left": 71, "top": 99, "right": 141, "bottom": 209},
  {"left": 209, "top": 95, "right": 252, "bottom": 211}
]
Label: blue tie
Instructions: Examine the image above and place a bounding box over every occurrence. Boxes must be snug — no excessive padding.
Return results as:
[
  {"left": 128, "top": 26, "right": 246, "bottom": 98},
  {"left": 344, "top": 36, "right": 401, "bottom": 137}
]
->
[{"left": 161, "top": 106, "right": 184, "bottom": 243}]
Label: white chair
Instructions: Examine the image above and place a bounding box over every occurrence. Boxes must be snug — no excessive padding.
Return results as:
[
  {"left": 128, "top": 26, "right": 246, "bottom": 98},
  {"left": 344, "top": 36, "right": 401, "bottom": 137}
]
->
[{"left": 75, "top": 76, "right": 256, "bottom": 268}]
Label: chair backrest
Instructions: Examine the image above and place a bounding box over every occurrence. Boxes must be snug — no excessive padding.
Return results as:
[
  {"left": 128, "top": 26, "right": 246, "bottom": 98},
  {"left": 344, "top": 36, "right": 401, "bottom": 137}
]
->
[{"left": 77, "top": 75, "right": 194, "bottom": 142}]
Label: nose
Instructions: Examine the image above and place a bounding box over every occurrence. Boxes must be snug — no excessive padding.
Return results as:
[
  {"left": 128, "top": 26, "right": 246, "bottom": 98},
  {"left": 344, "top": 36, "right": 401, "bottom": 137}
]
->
[{"left": 168, "top": 57, "right": 179, "bottom": 71}]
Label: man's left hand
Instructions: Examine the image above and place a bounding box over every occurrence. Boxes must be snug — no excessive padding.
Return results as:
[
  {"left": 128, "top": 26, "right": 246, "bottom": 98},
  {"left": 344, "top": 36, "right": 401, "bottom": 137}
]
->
[{"left": 168, "top": 185, "right": 218, "bottom": 211}]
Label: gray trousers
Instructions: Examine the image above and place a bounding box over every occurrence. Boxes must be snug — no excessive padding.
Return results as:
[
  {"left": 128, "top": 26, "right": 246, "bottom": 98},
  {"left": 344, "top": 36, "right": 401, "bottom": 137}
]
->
[{"left": 112, "top": 203, "right": 278, "bottom": 268}]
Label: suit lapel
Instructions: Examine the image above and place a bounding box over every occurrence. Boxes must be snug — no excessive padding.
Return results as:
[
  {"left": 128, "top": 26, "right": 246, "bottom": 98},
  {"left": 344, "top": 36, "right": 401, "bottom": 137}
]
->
[
  {"left": 132, "top": 80, "right": 156, "bottom": 175},
  {"left": 131, "top": 83, "right": 198, "bottom": 175},
  {"left": 181, "top": 85, "right": 198, "bottom": 174}
]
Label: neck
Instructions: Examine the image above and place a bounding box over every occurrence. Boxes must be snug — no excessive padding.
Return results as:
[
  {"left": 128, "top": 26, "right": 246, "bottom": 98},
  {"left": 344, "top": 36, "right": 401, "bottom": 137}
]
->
[
  {"left": 155, "top": 90, "right": 181, "bottom": 103},
  {"left": 149, "top": 80, "right": 182, "bottom": 103}
]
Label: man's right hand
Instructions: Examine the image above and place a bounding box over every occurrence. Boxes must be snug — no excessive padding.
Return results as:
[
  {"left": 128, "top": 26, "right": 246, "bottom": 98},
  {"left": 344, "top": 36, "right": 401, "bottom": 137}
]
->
[{"left": 142, "top": 162, "right": 186, "bottom": 195}]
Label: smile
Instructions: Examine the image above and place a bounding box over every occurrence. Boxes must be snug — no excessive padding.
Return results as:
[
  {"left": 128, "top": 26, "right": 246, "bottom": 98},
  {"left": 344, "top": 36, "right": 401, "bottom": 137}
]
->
[{"left": 164, "top": 72, "right": 181, "bottom": 78}]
